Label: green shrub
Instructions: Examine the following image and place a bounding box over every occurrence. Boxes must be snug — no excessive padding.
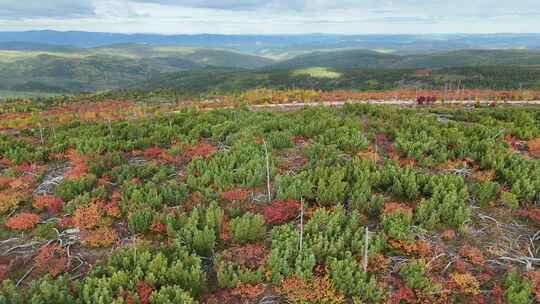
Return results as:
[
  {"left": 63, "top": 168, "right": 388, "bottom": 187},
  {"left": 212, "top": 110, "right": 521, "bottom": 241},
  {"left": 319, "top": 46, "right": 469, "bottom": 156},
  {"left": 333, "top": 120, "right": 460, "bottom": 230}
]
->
[
  {"left": 329, "top": 255, "right": 384, "bottom": 303},
  {"left": 149, "top": 286, "right": 196, "bottom": 304},
  {"left": 166, "top": 202, "right": 224, "bottom": 256},
  {"left": 501, "top": 192, "right": 520, "bottom": 210},
  {"left": 128, "top": 208, "right": 156, "bottom": 234},
  {"left": 474, "top": 181, "right": 500, "bottom": 207},
  {"left": 230, "top": 213, "right": 266, "bottom": 244},
  {"left": 215, "top": 261, "right": 264, "bottom": 288},
  {"left": 55, "top": 174, "right": 97, "bottom": 202},
  {"left": 399, "top": 260, "right": 439, "bottom": 293},
  {"left": 504, "top": 271, "right": 533, "bottom": 304},
  {"left": 382, "top": 210, "right": 413, "bottom": 241}
]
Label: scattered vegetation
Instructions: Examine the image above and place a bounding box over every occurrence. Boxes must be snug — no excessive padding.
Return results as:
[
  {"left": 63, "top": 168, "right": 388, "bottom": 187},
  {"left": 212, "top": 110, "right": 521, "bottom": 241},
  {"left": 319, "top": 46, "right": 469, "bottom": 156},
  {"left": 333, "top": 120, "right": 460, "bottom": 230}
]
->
[{"left": 1, "top": 95, "right": 540, "bottom": 303}]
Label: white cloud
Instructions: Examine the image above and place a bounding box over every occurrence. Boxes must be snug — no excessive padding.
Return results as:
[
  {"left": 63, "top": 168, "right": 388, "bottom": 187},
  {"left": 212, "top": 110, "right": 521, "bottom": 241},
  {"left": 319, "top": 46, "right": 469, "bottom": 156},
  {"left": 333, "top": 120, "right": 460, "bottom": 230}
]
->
[{"left": 0, "top": 0, "right": 538, "bottom": 34}]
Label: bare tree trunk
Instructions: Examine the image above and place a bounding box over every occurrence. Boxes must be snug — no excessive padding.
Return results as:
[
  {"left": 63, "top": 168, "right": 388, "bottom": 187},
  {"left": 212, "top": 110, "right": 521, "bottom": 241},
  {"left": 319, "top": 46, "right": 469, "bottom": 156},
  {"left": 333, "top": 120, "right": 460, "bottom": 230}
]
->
[
  {"left": 107, "top": 118, "right": 113, "bottom": 136},
  {"left": 263, "top": 140, "right": 272, "bottom": 203},
  {"left": 38, "top": 123, "right": 44, "bottom": 145},
  {"left": 300, "top": 198, "right": 304, "bottom": 252},
  {"left": 363, "top": 226, "right": 369, "bottom": 272}
]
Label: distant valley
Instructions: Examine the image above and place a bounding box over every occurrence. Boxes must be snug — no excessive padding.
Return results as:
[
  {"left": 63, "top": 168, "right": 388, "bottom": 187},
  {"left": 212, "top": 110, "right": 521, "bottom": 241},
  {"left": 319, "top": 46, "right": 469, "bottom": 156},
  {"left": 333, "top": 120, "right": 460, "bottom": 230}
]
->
[{"left": 1, "top": 32, "right": 540, "bottom": 95}]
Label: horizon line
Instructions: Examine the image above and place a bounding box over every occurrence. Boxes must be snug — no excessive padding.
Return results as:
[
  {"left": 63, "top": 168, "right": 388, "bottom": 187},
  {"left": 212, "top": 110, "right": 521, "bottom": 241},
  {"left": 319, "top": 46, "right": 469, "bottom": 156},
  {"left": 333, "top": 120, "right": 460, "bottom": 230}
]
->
[{"left": 2, "top": 30, "right": 540, "bottom": 36}]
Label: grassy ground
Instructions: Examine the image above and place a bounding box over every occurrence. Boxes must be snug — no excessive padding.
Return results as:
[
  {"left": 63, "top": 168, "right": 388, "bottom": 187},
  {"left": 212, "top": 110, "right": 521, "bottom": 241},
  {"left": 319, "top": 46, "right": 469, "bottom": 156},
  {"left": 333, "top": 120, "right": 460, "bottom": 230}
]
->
[
  {"left": 292, "top": 67, "right": 342, "bottom": 79},
  {"left": 0, "top": 90, "right": 65, "bottom": 100}
]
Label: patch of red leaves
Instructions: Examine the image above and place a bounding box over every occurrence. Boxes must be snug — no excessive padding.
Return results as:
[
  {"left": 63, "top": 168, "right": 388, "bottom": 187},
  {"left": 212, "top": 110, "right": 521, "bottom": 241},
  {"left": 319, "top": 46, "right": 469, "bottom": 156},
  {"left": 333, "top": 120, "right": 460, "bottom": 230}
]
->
[
  {"left": 528, "top": 138, "right": 540, "bottom": 158},
  {"left": 504, "top": 135, "right": 520, "bottom": 150},
  {"left": 382, "top": 203, "right": 413, "bottom": 215},
  {"left": 143, "top": 146, "right": 164, "bottom": 159},
  {"left": 65, "top": 150, "right": 89, "bottom": 179},
  {"left": 389, "top": 277, "right": 416, "bottom": 304},
  {"left": 34, "top": 244, "right": 67, "bottom": 277},
  {"left": 388, "top": 239, "right": 432, "bottom": 257},
  {"left": 5, "top": 212, "right": 40, "bottom": 231},
  {"left": 458, "top": 246, "right": 484, "bottom": 265},
  {"left": 185, "top": 142, "right": 217, "bottom": 159},
  {"left": 150, "top": 218, "right": 166, "bottom": 234},
  {"left": 33, "top": 195, "right": 63, "bottom": 214},
  {"left": 136, "top": 281, "right": 154, "bottom": 304},
  {"left": 220, "top": 188, "right": 251, "bottom": 202},
  {"left": 517, "top": 208, "right": 540, "bottom": 226},
  {"left": 0, "top": 264, "right": 8, "bottom": 282},
  {"left": 231, "top": 283, "right": 265, "bottom": 301},
  {"left": 525, "top": 272, "right": 540, "bottom": 302},
  {"left": 262, "top": 199, "right": 300, "bottom": 225},
  {"left": 441, "top": 229, "right": 456, "bottom": 241},
  {"left": 220, "top": 244, "right": 268, "bottom": 270},
  {"left": 58, "top": 216, "right": 74, "bottom": 229}
]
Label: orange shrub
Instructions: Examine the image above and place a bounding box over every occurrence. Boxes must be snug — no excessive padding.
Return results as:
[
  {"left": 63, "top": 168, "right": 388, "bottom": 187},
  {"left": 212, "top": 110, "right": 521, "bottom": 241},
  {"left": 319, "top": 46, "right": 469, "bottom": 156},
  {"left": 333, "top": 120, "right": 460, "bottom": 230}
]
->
[
  {"left": 220, "top": 188, "right": 251, "bottom": 202},
  {"left": 441, "top": 229, "right": 456, "bottom": 241},
  {"left": 458, "top": 246, "right": 484, "bottom": 265},
  {"left": 5, "top": 212, "right": 40, "bottom": 230},
  {"left": 231, "top": 283, "right": 265, "bottom": 301},
  {"left": 81, "top": 227, "right": 118, "bottom": 248},
  {"left": 383, "top": 203, "right": 413, "bottom": 215},
  {"left": 450, "top": 272, "right": 480, "bottom": 295},
  {"left": 73, "top": 203, "right": 101, "bottom": 230},
  {"left": 278, "top": 275, "right": 344, "bottom": 304},
  {"left": 33, "top": 195, "right": 63, "bottom": 214},
  {"left": 529, "top": 138, "right": 540, "bottom": 158},
  {"left": 34, "top": 244, "right": 67, "bottom": 277},
  {"left": 0, "top": 191, "right": 22, "bottom": 214}
]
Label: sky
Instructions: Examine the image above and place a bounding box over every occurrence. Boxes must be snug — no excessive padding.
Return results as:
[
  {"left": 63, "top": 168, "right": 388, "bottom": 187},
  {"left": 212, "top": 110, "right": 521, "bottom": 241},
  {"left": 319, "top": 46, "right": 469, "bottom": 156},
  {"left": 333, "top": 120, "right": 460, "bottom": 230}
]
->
[{"left": 0, "top": 0, "right": 539, "bottom": 34}]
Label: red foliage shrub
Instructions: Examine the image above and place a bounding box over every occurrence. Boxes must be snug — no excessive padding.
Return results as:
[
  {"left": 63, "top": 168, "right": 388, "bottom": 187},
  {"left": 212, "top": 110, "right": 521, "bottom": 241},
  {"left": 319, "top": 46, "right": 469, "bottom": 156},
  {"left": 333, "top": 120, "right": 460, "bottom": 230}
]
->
[
  {"left": 185, "top": 142, "right": 217, "bottom": 159},
  {"left": 388, "top": 277, "right": 416, "bottom": 304},
  {"left": 517, "top": 208, "right": 540, "bottom": 225},
  {"left": 220, "top": 244, "right": 268, "bottom": 270},
  {"left": 231, "top": 283, "right": 265, "bottom": 301},
  {"left": 367, "top": 254, "right": 389, "bottom": 273},
  {"left": 58, "top": 216, "right": 74, "bottom": 229},
  {"left": 5, "top": 212, "right": 40, "bottom": 230},
  {"left": 205, "top": 289, "right": 234, "bottom": 304},
  {"left": 220, "top": 218, "right": 231, "bottom": 242},
  {"left": 136, "top": 281, "right": 154, "bottom": 304},
  {"left": 143, "top": 146, "right": 164, "bottom": 159},
  {"left": 459, "top": 246, "right": 484, "bottom": 265},
  {"left": 150, "top": 218, "right": 166, "bottom": 234},
  {"left": 0, "top": 264, "right": 8, "bottom": 282},
  {"left": 504, "top": 135, "right": 520, "bottom": 150},
  {"left": 103, "top": 201, "right": 121, "bottom": 218},
  {"left": 65, "top": 150, "right": 89, "bottom": 179},
  {"left": 525, "top": 271, "right": 540, "bottom": 302},
  {"left": 453, "top": 258, "right": 468, "bottom": 273},
  {"left": 34, "top": 244, "right": 67, "bottom": 277},
  {"left": 262, "top": 199, "right": 300, "bottom": 225},
  {"left": 490, "top": 283, "right": 505, "bottom": 304},
  {"left": 382, "top": 203, "right": 412, "bottom": 215},
  {"left": 291, "top": 135, "right": 306, "bottom": 145},
  {"left": 441, "top": 229, "right": 456, "bottom": 241},
  {"left": 33, "top": 195, "right": 63, "bottom": 214},
  {"left": 220, "top": 188, "right": 251, "bottom": 202},
  {"left": 0, "top": 176, "right": 14, "bottom": 187}
]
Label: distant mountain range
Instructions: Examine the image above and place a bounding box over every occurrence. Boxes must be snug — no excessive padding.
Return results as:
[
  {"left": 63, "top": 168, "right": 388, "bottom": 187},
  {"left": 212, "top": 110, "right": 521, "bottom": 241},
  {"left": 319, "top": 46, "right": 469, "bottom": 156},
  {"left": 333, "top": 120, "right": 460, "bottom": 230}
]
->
[
  {"left": 1, "top": 36, "right": 540, "bottom": 95},
  {"left": 2, "top": 31, "right": 540, "bottom": 56},
  {"left": 268, "top": 49, "right": 540, "bottom": 70}
]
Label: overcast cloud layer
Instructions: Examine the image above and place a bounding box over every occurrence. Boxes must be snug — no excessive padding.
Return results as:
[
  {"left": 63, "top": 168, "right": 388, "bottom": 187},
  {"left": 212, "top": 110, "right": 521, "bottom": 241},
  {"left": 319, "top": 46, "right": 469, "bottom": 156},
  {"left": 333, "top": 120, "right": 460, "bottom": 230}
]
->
[{"left": 0, "top": 0, "right": 538, "bottom": 34}]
